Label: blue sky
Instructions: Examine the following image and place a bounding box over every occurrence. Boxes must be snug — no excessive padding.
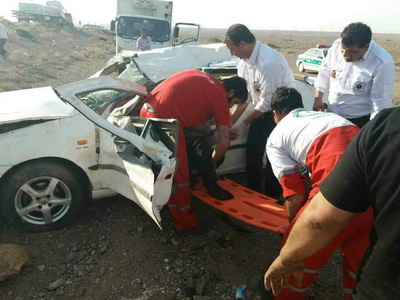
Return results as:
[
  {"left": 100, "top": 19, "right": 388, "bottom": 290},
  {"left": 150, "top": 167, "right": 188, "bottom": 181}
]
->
[{"left": 1, "top": 0, "right": 400, "bottom": 34}]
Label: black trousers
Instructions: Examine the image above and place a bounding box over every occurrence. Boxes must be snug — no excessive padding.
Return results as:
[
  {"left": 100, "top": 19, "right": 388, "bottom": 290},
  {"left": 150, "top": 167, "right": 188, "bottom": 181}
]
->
[
  {"left": 245, "top": 111, "right": 281, "bottom": 199},
  {"left": 186, "top": 135, "right": 219, "bottom": 188},
  {"left": 347, "top": 114, "right": 370, "bottom": 128}
]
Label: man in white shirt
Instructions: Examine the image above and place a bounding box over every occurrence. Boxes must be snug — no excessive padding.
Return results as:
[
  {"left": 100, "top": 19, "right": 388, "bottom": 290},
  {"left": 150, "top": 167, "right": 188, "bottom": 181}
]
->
[
  {"left": 224, "top": 24, "right": 295, "bottom": 198},
  {"left": 136, "top": 28, "right": 151, "bottom": 51},
  {"left": 314, "top": 22, "right": 395, "bottom": 128},
  {"left": 0, "top": 22, "right": 8, "bottom": 57}
]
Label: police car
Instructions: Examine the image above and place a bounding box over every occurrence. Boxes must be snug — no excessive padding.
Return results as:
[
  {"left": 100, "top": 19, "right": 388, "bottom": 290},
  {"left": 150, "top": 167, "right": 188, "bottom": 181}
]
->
[{"left": 296, "top": 44, "right": 331, "bottom": 73}]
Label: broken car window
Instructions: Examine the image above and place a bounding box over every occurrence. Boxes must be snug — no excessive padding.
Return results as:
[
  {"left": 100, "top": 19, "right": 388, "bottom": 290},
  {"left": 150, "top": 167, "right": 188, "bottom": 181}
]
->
[{"left": 77, "top": 89, "right": 130, "bottom": 112}]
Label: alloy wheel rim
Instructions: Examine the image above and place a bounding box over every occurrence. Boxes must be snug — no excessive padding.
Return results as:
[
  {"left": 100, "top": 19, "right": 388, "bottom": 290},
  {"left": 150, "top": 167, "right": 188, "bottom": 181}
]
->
[{"left": 14, "top": 176, "right": 72, "bottom": 225}]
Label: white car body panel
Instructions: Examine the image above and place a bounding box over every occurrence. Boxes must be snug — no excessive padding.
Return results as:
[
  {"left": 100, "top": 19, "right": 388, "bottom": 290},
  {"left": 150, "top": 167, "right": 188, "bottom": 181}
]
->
[
  {"left": 1, "top": 113, "right": 98, "bottom": 178},
  {"left": 0, "top": 87, "right": 78, "bottom": 124},
  {"left": 95, "top": 126, "right": 175, "bottom": 227}
]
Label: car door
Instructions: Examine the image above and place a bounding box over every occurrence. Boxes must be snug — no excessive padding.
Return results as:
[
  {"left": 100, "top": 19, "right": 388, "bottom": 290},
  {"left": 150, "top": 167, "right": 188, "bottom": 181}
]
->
[
  {"left": 303, "top": 49, "right": 317, "bottom": 69},
  {"left": 172, "top": 23, "right": 201, "bottom": 46},
  {"left": 56, "top": 77, "right": 178, "bottom": 228},
  {"left": 312, "top": 49, "right": 325, "bottom": 71}
]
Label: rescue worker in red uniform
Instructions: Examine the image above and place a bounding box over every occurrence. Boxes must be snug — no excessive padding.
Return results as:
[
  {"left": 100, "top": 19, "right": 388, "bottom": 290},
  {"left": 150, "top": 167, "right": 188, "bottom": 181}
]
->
[
  {"left": 140, "top": 70, "right": 248, "bottom": 234},
  {"left": 265, "top": 87, "right": 373, "bottom": 299}
]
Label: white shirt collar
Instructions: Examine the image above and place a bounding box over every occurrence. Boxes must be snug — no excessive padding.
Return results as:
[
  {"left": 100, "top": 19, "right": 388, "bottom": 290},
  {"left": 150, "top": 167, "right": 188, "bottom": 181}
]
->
[
  {"left": 360, "top": 40, "right": 374, "bottom": 61},
  {"left": 246, "top": 41, "right": 260, "bottom": 66}
]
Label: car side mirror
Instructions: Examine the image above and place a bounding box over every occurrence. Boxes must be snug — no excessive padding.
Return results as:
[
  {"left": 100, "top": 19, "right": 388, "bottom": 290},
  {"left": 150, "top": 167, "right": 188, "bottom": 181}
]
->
[
  {"left": 173, "top": 27, "right": 179, "bottom": 38},
  {"left": 110, "top": 20, "right": 116, "bottom": 32}
]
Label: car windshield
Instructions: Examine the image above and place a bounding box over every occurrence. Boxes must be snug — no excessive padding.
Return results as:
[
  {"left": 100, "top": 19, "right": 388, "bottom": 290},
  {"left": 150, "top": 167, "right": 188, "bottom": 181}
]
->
[
  {"left": 104, "top": 52, "right": 156, "bottom": 88},
  {"left": 118, "top": 63, "right": 154, "bottom": 86},
  {"left": 323, "top": 49, "right": 329, "bottom": 56},
  {"left": 305, "top": 49, "right": 316, "bottom": 56}
]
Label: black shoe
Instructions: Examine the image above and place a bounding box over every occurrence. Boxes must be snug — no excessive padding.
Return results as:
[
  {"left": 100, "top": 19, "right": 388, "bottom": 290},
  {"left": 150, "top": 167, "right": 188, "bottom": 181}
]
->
[
  {"left": 174, "top": 220, "right": 210, "bottom": 236},
  {"left": 207, "top": 184, "right": 234, "bottom": 200}
]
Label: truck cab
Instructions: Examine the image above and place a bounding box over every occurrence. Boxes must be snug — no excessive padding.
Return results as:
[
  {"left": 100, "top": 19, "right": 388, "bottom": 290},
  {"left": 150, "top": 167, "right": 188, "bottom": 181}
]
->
[{"left": 111, "top": 0, "right": 201, "bottom": 53}]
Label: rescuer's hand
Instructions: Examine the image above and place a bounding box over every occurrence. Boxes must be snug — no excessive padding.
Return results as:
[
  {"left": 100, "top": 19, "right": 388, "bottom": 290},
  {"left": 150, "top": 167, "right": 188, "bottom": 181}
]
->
[
  {"left": 230, "top": 121, "right": 247, "bottom": 139},
  {"left": 313, "top": 97, "right": 325, "bottom": 111},
  {"left": 264, "top": 255, "right": 304, "bottom": 295},
  {"left": 229, "top": 127, "right": 239, "bottom": 140}
]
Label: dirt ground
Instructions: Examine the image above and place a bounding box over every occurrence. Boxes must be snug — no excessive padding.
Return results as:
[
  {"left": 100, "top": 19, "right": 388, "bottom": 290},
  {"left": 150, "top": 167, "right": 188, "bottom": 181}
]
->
[{"left": 0, "top": 20, "right": 399, "bottom": 300}]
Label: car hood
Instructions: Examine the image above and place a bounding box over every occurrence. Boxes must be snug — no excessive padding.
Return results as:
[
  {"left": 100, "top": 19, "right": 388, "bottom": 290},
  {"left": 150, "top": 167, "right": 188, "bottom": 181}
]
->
[
  {"left": 101, "top": 43, "right": 237, "bottom": 85},
  {"left": 0, "top": 86, "right": 77, "bottom": 125},
  {"left": 132, "top": 43, "right": 235, "bottom": 83}
]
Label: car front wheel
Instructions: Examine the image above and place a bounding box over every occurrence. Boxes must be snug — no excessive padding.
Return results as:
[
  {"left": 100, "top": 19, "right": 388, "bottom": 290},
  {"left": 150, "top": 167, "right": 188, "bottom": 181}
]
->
[
  {"left": 0, "top": 160, "right": 85, "bottom": 232},
  {"left": 298, "top": 62, "right": 305, "bottom": 72}
]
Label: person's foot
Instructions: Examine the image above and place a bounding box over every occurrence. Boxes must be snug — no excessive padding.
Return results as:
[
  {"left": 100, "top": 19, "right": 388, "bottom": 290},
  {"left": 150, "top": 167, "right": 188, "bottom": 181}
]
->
[
  {"left": 174, "top": 220, "right": 209, "bottom": 236},
  {"left": 207, "top": 184, "right": 234, "bottom": 200}
]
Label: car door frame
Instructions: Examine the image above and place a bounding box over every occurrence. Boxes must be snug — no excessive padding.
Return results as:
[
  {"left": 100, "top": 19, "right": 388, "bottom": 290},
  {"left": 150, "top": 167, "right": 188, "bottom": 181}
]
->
[{"left": 56, "top": 77, "right": 178, "bottom": 227}]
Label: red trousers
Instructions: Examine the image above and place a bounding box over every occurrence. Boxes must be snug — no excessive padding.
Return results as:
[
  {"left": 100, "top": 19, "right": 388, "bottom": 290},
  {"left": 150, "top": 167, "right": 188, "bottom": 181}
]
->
[
  {"left": 276, "top": 203, "right": 373, "bottom": 300},
  {"left": 140, "top": 108, "right": 198, "bottom": 230}
]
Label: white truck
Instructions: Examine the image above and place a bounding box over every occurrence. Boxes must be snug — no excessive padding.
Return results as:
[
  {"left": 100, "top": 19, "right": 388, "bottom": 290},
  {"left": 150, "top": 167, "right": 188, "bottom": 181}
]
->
[
  {"left": 111, "top": 0, "right": 201, "bottom": 53},
  {"left": 12, "top": 1, "right": 73, "bottom": 26}
]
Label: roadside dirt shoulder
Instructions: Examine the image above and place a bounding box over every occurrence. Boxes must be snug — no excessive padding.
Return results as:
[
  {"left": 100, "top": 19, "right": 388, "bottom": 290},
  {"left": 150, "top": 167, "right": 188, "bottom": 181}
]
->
[{"left": 0, "top": 19, "right": 115, "bottom": 92}]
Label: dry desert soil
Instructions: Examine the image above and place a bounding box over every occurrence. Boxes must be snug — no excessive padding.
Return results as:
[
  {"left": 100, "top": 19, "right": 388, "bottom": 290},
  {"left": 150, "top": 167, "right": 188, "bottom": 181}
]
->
[{"left": 0, "top": 19, "right": 399, "bottom": 300}]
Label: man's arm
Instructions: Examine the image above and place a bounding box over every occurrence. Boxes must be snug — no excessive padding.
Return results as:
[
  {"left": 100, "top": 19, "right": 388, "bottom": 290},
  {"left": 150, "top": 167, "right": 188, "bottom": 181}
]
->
[
  {"left": 369, "top": 60, "right": 395, "bottom": 118},
  {"left": 313, "top": 90, "right": 325, "bottom": 111},
  {"left": 230, "top": 108, "right": 263, "bottom": 138},
  {"left": 266, "top": 143, "right": 308, "bottom": 211},
  {"left": 264, "top": 192, "right": 356, "bottom": 295},
  {"left": 243, "top": 109, "right": 263, "bottom": 125},
  {"left": 313, "top": 42, "right": 336, "bottom": 111},
  {"left": 212, "top": 125, "right": 230, "bottom": 164},
  {"left": 230, "top": 102, "right": 249, "bottom": 126},
  {"left": 285, "top": 193, "right": 308, "bottom": 223}
]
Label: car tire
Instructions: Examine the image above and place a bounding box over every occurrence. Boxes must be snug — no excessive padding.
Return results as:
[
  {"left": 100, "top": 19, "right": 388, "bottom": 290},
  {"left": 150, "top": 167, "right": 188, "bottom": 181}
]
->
[
  {"left": 0, "top": 160, "right": 86, "bottom": 232},
  {"left": 298, "top": 62, "right": 305, "bottom": 73}
]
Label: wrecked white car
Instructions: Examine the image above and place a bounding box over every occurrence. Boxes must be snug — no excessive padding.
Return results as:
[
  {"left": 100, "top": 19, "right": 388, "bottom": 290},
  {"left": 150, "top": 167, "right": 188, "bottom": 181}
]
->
[
  {"left": 0, "top": 43, "right": 327, "bottom": 232},
  {"left": 0, "top": 77, "right": 178, "bottom": 232}
]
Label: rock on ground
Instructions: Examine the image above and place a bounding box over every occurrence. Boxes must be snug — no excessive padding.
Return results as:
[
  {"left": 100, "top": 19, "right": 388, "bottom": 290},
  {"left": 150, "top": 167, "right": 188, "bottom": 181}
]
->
[{"left": 0, "top": 244, "right": 31, "bottom": 281}]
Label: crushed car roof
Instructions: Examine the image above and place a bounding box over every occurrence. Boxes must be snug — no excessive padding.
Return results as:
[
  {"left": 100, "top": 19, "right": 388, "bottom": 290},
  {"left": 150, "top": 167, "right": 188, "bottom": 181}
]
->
[{"left": 104, "top": 43, "right": 237, "bottom": 84}]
